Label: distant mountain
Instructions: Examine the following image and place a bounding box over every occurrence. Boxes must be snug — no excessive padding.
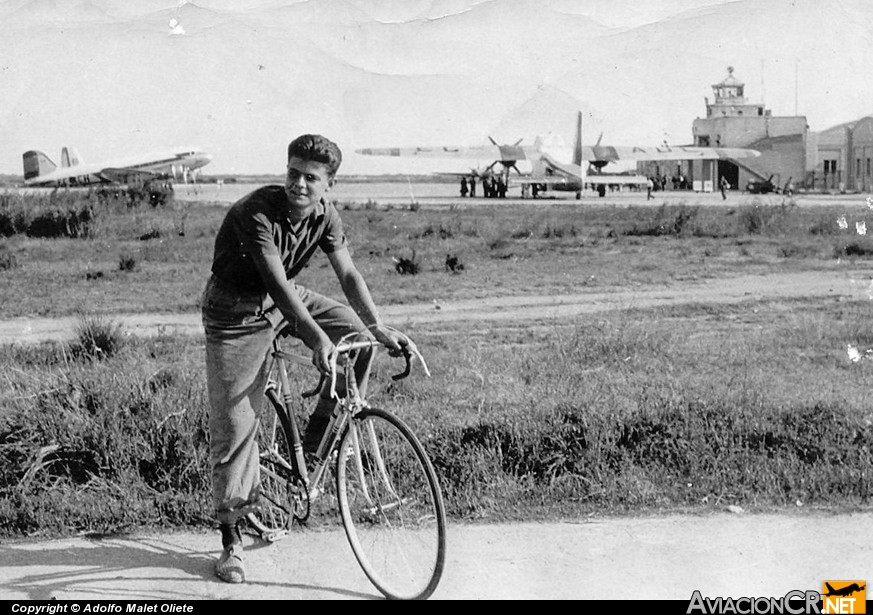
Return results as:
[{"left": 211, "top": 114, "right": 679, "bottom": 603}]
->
[{"left": 0, "top": 0, "right": 869, "bottom": 176}]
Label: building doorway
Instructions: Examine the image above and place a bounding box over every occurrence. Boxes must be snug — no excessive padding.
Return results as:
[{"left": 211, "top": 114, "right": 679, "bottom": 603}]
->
[{"left": 717, "top": 161, "right": 739, "bottom": 190}]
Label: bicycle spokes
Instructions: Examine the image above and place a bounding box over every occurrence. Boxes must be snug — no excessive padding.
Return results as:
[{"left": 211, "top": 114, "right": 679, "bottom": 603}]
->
[{"left": 336, "top": 408, "right": 446, "bottom": 600}]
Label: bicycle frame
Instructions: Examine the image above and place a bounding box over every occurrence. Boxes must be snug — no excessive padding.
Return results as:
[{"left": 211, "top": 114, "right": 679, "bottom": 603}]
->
[
  {"left": 255, "top": 330, "right": 445, "bottom": 600},
  {"left": 264, "top": 330, "right": 429, "bottom": 506}
]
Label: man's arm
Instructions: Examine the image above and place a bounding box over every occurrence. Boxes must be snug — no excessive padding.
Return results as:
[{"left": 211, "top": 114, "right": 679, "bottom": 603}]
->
[
  {"left": 328, "top": 247, "right": 404, "bottom": 353},
  {"left": 253, "top": 251, "right": 336, "bottom": 374}
]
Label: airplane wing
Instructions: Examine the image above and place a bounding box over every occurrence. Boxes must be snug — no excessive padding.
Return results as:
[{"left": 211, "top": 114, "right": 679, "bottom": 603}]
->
[
  {"left": 357, "top": 142, "right": 759, "bottom": 165},
  {"left": 579, "top": 145, "right": 761, "bottom": 163},
  {"left": 356, "top": 144, "right": 541, "bottom": 161}
]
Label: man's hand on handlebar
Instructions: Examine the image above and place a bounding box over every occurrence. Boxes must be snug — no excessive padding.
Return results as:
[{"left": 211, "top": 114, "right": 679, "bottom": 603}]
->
[
  {"left": 311, "top": 337, "right": 338, "bottom": 376},
  {"left": 370, "top": 324, "right": 411, "bottom": 358}
]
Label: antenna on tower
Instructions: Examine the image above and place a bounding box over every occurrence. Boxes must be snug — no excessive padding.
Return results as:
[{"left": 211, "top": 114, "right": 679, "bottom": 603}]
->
[
  {"left": 794, "top": 58, "right": 799, "bottom": 115},
  {"left": 760, "top": 58, "right": 765, "bottom": 105}
]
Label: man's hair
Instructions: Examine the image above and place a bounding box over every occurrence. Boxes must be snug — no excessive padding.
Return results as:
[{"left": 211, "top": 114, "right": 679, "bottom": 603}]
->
[{"left": 287, "top": 134, "right": 342, "bottom": 177}]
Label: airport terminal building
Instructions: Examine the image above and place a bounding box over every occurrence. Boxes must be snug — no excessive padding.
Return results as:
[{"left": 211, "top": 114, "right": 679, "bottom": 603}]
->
[
  {"left": 689, "top": 67, "right": 809, "bottom": 192},
  {"left": 639, "top": 67, "right": 873, "bottom": 193}
]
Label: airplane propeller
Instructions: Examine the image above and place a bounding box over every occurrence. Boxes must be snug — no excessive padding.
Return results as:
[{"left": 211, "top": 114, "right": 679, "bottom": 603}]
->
[
  {"left": 589, "top": 132, "right": 611, "bottom": 171},
  {"left": 483, "top": 137, "right": 526, "bottom": 181}
]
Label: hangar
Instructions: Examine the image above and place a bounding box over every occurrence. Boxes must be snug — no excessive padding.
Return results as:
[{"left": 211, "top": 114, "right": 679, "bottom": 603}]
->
[{"left": 811, "top": 115, "right": 873, "bottom": 192}]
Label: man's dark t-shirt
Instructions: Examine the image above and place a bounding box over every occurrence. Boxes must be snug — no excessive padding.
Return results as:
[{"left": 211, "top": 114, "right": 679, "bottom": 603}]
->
[{"left": 210, "top": 185, "right": 347, "bottom": 293}]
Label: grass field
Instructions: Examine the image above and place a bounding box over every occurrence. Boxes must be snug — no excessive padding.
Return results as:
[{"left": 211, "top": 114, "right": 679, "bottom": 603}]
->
[{"left": 1, "top": 188, "right": 872, "bottom": 538}]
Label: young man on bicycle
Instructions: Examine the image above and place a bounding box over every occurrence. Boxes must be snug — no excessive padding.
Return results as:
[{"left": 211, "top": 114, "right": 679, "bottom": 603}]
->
[{"left": 201, "top": 134, "right": 405, "bottom": 584}]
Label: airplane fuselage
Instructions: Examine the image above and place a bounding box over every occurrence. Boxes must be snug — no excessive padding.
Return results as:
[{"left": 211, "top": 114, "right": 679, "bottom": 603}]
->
[{"left": 23, "top": 148, "right": 212, "bottom": 187}]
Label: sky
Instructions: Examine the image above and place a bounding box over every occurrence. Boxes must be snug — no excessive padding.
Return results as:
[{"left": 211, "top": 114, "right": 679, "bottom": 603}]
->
[{"left": 1, "top": 0, "right": 871, "bottom": 177}]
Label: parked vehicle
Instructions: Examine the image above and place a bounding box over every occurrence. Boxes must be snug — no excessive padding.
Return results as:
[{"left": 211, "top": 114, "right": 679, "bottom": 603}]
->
[{"left": 746, "top": 174, "right": 777, "bottom": 194}]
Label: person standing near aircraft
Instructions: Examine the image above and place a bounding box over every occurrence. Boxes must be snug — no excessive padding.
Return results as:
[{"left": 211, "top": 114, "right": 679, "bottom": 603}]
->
[
  {"left": 200, "top": 133, "right": 406, "bottom": 584},
  {"left": 720, "top": 175, "right": 729, "bottom": 200},
  {"left": 646, "top": 176, "right": 654, "bottom": 200},
  {"left": 460, "top": 176, "right": 469, "bottom": 197},
  {"left": 469, "top": 175, "right": 477, "bottom": 197}
]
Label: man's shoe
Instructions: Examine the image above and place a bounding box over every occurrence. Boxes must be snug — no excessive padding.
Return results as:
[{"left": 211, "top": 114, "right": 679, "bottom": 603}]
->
[{"left": 215, "top": 543, "right": 246, "bottom": 584}]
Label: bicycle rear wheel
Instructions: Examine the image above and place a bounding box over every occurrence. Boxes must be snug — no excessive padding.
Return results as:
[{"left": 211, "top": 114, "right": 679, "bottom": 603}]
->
[
  {"left": 336, "top": 407, "right": 446, "bottom": 600},
  {"left": 246, "top": 395, "right": 303, "bottom": 540}
]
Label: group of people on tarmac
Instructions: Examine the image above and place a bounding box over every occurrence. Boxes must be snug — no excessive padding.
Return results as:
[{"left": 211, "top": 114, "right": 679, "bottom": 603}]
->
[{"left": 460, "top": 174, "right": 508, "bottom": 198}]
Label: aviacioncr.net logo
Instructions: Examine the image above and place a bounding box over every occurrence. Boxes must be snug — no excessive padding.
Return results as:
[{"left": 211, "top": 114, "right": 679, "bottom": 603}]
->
[
  {"left": 687, "top": 583, "right": 866, "bottom": 615},
  {"left": 687, "top": 590, "right": 820, "bottom": 615}
]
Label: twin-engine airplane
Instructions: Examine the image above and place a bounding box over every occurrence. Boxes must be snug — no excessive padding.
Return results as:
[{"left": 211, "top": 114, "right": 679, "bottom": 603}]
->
[
  {"left": 356, "top": 112, "right": 761, "bottom": 197},
  {"left": 22, "top": 146, "right": 213, "bottom": 187}
]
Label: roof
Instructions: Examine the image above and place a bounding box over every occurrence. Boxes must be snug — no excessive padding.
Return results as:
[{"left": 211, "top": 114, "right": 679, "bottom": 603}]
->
[
  {"left": 815, "top": 115, "right": 873, "bottom": 135},
  {"left": 712, "top": 66, "right": 744, "bottom": 88}
]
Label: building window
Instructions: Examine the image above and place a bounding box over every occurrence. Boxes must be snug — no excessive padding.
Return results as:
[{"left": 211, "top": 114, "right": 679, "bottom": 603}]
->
[
  {"left": 867, "top": 158, "right": 871, "bottom": 176},
  {"left": 857, "top": 158, "right": 862, "bottom": 177},
  {"left": 698, "top": 136, "right": 711, "bottom": 146}
]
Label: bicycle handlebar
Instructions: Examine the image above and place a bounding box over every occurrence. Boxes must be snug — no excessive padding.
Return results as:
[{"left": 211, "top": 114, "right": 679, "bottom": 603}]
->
[{"left": 277, "top": 328, "right": 430, "bottom": 400}]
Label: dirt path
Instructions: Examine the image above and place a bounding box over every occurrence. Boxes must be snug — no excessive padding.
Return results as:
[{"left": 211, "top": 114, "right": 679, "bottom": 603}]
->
[
  {"left": 2, "top": 512, "right": 872, "bottom": 600},
  {"left": 0, "top": 270, "right": 866, "bottom": 345}
]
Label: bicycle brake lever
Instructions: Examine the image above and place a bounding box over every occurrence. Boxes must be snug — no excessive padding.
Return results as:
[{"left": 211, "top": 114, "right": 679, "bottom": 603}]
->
[
  {"left": 302, "top": 374, "right": 326, "bottom": 398},
  {"left": 391, "top": 347, "right": 413, "bottom": 381}
]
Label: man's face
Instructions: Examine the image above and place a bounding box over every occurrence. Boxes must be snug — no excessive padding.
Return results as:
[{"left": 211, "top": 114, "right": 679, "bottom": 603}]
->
[{"left": 284, "top": 156, "right": 334, "bottom": 220}]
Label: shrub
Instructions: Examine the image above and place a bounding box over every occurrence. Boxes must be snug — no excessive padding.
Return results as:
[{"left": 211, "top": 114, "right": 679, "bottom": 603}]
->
[
  {"left": 737, "top": 202, "right": 796, "bottom": 235},
  {"left": 70, "top": 315, "right": 126, "bottom": 360},
  {"left": 119, "top": 253, "right": 138, "bottom": 272},
  {"left": 28, "top": 206, "right": 95, "bottom": 238},
  {"left": 393, "top": 249, "right": 420, "bottom": 275},
  {"left": 624, "top": 204, "right": 699, "bottom": 237},
  {"left": 0, "top": 192, "right": 99, "bottom": 238},
  {"left": 445, "top": 253, "right": 465, "bottom": 273},
  {"left": 0, "top": 243, "right": 18, "bottom": 270}
]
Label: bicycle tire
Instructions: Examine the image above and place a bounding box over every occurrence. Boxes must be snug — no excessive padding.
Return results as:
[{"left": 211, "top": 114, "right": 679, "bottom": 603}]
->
[
  {"left": 246, "top": 392, "right": 301, "bottom": 540},
  {"left": 335, "top": 407, "right": 446, "bottom": 600}
]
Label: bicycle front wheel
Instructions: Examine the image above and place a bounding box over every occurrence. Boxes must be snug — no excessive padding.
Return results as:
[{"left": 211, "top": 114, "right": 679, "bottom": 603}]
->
[{"left": 336, "top": 407, "right": 446, "bottom": 600}]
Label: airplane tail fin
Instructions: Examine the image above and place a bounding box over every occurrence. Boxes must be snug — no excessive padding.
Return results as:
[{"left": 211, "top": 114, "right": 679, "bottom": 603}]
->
[
  {"left": 573, "top": 111, "right": 583, "bottom": 167},
  {"left": 61, "top": 147, "right": 83, "bottom": 167},
  {"left": 22, "top": 150, "right": 57, "bottom": 181},
  {"left": 825, "top": 583, "right": 835, "bottom": 593}
]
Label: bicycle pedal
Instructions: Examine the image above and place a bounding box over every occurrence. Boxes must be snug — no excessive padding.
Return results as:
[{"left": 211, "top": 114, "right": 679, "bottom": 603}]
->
[{"left": 261, "top": 529, "right": 288, "bottom": 543}]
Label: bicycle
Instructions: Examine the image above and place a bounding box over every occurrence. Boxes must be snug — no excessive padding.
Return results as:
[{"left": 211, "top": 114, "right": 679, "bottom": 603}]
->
[{"left": 245, "top": 327, "right": 446, "bottom": 601}]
